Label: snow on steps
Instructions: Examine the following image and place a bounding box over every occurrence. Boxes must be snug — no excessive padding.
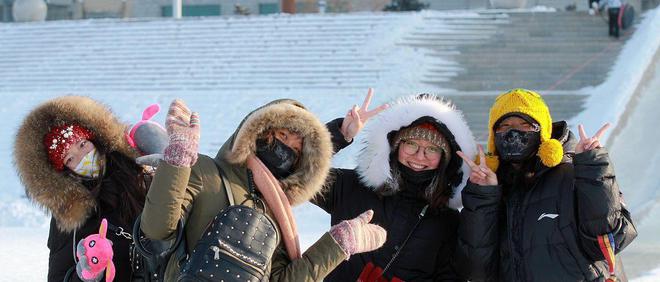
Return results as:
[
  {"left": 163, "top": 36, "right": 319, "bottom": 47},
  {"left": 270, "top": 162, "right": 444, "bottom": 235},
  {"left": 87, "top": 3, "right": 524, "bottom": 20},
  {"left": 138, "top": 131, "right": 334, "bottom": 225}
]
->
[{"left": 0, "top": 11, "right": 504, "bottom": 93}]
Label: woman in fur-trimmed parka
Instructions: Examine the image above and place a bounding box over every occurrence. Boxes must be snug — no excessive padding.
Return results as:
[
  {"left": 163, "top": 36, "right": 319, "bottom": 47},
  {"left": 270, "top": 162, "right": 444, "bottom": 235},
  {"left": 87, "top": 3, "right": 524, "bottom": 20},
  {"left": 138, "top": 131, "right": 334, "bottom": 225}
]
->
[
  {"left": 14, "top": 96, "right": 149, "bottom": 282},
  {"left": 314, "top": 94, "right": 477, "bottom": 281},
  {"left": 140, "top": 98, "right": 387, "bottom": 281}
]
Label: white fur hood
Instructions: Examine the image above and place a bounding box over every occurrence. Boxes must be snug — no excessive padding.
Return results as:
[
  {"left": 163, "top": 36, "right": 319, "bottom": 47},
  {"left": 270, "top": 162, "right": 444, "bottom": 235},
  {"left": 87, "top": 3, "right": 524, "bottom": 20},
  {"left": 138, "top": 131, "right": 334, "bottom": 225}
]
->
[{"left": 356, "top": 95, "right": 477, "bottom": 210}]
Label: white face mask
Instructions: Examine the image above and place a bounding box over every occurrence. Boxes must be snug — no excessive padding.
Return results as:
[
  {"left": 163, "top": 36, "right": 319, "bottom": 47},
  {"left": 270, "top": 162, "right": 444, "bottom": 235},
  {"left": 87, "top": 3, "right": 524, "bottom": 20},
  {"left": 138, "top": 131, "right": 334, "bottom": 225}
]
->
[{"left": 73, "top": 148, "right": 104, "bottom": 178}]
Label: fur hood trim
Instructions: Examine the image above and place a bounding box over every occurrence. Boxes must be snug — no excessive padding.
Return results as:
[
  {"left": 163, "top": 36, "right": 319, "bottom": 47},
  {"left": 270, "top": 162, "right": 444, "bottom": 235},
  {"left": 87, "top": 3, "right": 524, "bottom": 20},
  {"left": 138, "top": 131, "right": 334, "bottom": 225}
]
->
[
  {"left": 13, "top": 96, "right": 135, "bottom": 232},
  {"left": 356, "top": 95, "right": 477, "bottom": 210},
  {"left": 224, "top": 99, "right": 333, "bottom": 207}
]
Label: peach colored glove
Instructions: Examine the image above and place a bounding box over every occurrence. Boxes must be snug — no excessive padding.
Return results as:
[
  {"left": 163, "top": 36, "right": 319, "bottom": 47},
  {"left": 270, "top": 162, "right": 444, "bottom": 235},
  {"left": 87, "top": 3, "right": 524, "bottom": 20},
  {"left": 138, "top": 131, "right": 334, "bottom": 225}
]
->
[{"left": 329, "top": 210, "right": 387, "bottom": 259}]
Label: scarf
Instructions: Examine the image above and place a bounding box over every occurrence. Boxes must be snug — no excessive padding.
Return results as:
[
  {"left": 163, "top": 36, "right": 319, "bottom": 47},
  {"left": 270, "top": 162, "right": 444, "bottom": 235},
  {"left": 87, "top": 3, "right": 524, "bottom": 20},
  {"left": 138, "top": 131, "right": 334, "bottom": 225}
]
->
[{"left": 246, "top": 155, "right": 301, "bottom": 260}]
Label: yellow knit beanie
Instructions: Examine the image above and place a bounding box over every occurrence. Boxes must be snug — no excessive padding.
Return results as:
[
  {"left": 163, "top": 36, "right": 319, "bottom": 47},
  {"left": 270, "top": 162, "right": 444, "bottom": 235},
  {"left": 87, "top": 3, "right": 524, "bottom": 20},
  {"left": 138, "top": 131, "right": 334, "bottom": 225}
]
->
[{"left": 485, "top": 88, "right": 563, "bottom": 171}]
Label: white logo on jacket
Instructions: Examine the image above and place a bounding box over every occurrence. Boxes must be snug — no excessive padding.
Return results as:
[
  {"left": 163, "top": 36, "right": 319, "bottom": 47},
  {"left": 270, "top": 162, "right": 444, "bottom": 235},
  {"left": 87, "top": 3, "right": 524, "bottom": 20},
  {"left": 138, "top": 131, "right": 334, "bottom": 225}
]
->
[{"left": 537, "top": 213, "right": 559, "bottom": 221}]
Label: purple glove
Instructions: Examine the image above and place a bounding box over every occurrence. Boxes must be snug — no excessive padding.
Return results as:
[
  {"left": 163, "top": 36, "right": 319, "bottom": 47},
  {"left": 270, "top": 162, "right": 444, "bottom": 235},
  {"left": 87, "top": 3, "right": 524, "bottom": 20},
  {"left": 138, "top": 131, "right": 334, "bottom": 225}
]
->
[
  {"left": 163, "top": 99, "right": 200, "bottom": 167},
  {"left": 329, "top": 210, "right": 387, "bottom": 259}
]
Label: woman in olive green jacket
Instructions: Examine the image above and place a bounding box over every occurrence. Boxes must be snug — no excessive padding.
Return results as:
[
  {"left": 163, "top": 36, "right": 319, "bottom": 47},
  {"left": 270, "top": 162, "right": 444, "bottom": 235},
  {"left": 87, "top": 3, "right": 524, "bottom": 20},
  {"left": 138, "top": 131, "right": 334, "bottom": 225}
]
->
[{"left": 141, "top": 98, "right": 386, "bottom": 281}]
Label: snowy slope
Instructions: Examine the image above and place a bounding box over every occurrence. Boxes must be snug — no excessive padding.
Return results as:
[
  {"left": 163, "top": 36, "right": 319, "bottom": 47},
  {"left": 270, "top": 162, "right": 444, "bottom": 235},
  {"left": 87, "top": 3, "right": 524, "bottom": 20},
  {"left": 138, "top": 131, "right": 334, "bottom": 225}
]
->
[
  {"left": 567, "top": 7, "right": 660, "bottom": 280},
  {"left": 609, "top": 57, "right": 660, "bottom": 278}
]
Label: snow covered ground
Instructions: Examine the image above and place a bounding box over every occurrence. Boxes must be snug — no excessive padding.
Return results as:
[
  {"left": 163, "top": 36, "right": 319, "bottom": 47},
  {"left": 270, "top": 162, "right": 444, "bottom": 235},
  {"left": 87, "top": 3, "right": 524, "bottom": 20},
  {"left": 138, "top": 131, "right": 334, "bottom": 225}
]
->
[
  {"left": 610, "top": 56, "right": 660, "bottom": 279},
  {"left": 1, "top": 7, "right": 660, "bottom": 281},
  {"left": 567, "top": 7, "right": 660, "bottom": 279},
  {"left": 0, "top": 227, "right": 49, "bottom": 281}
]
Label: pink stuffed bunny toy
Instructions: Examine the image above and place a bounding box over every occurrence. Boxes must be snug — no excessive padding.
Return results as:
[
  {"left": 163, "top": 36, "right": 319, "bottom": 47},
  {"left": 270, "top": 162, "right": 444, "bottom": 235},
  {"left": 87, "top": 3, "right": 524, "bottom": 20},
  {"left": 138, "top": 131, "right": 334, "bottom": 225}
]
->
[
  {"left": 125, "top": 104, "right": 169, "bottom": 167},
  {"left": 76, "top": 218, "right": 115, "bottom": 282}
]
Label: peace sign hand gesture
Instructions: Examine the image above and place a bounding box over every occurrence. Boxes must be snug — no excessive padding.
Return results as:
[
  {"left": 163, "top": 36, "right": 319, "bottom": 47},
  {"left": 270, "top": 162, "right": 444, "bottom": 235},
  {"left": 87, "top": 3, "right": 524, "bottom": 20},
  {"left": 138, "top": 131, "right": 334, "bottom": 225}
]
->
[
  {"left": 456, "top": 145, "right": 498, "bottom": 186},
  {"left": 575, "top": 123, "right": 610, "bottom": 154},
  {"left": 340, "top": 88, "right": 389, "bottom": 142}
]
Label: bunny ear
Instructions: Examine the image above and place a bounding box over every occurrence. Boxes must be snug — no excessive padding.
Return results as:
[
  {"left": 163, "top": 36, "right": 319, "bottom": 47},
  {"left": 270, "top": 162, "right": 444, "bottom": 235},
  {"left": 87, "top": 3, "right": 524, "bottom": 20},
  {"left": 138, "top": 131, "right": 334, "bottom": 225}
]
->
[
  {"left": 125, "top": 131, "right": 137, "bottom": 148},
  {"left": 99, "top": 218, "right": 108, "bottom": 238},
  {"left": 105, "top": 261, "right": 115, "bottom": 282},
  {"left": 142, "top": 104, "right": 160, "bottom": 121}
]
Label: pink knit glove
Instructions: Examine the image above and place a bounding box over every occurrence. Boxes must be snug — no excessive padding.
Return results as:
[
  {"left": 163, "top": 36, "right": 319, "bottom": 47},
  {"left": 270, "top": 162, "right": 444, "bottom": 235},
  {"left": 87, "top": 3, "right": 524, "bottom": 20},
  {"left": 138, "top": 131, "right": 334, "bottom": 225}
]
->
[
  {"left": 163, "top": 99, "right": 200, "bottom": 167},
  {"left": 329, "top": 210, "right": 387, "bottom": 259}
]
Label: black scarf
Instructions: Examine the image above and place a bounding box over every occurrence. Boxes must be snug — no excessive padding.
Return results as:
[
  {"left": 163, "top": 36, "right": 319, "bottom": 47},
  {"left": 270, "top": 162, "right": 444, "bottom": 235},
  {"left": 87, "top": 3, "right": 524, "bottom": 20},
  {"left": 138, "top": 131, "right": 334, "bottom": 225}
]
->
[{"left": 397, "top": 162, "right": 436, "bottom": 198}]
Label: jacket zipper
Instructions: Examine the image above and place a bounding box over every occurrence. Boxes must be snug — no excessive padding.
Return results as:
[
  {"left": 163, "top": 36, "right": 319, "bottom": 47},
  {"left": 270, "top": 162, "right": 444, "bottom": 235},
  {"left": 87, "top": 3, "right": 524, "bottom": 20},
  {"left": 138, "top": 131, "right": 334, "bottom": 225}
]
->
[
  {"left": 209, "top": 245, "right": 265, "bottom": 277},
  {"left": 516, "top": 177, "right": 542, "bottom": 280}
]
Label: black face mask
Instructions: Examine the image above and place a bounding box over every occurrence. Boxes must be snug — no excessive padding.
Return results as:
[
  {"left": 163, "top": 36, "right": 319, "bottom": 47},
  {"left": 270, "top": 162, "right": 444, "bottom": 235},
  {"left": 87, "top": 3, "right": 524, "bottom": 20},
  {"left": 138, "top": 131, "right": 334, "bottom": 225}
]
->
[
  {"left": 397, "top": 162, "right": 436, "bottom": 187},
  {"left": 495, "top": 129, "right": 541, "bottom": 163},
  {"left": 255, "top": 138, "right": 298, "bottom": 179}
]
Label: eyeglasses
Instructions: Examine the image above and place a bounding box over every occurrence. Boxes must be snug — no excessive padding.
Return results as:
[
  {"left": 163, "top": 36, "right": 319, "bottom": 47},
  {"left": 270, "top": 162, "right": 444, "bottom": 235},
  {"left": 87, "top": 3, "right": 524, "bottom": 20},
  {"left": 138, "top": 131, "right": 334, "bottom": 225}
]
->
[{"left": 400, "top": 140, "right": 442, "bottom": 160}]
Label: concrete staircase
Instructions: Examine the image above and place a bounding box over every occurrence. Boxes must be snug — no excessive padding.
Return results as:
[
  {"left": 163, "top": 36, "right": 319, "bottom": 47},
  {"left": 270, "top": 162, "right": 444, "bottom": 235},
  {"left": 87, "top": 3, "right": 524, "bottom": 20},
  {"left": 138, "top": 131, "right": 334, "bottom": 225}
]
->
[
  {"left": 0, "top": 10, "right": 634, "bottom": 141},
  {"left": 398, "top": 11, "right": 633, "bottom": 141},
  {"left": 443, "top": 11, "right": 628, "bottom": 91},
  {"left": 0, "top": 14, "right": 409, "bottom": 92}
]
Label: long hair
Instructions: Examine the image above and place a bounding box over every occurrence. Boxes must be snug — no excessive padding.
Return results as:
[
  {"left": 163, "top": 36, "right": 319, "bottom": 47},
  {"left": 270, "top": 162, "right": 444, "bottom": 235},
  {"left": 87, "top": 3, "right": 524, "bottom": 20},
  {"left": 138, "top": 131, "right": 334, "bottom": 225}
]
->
[{"left": 82, "top": 151, "right": 148, "bottom": 228}]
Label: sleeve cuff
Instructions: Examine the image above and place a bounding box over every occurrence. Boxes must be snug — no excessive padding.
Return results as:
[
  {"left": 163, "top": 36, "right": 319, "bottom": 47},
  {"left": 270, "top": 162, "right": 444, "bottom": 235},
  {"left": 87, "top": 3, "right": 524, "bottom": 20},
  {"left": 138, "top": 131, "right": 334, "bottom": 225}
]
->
[{"left": 327, "top": 118, "right": 353, "bottom": 152}]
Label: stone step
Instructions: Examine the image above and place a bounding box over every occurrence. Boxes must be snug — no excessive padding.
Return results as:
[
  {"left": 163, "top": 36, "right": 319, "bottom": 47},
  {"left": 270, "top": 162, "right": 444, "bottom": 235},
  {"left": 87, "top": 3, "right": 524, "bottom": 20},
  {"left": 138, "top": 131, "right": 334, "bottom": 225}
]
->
[
  {"left": 442, "top": 70, "right": 611, "bottom": 78},
  {"left": 433, "top": 10, "right": 637, "bottom": 92},
  {"left": 444, "top": 81, "right": 600, "bottom": 91}
]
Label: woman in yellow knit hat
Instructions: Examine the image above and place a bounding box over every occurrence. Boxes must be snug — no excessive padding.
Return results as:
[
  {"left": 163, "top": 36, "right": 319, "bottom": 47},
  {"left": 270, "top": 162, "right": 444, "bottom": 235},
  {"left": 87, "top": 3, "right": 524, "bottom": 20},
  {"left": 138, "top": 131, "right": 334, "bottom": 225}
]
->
[{"left": 454, "top": 88, "right": 637, "bottom": 281}]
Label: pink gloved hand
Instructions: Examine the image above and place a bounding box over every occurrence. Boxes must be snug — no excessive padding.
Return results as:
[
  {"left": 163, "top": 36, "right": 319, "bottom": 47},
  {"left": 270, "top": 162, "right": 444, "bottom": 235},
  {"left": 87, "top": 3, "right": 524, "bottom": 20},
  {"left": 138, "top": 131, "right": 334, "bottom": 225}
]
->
[
  {"left": 329, "top": 210, "right": 387, "bottom": 259},
  {"left": 76, "top": 218, "right": 115, "bottom": 282},
  {"left": 163, "top": 99, "right": 200, "bottom": 167}
]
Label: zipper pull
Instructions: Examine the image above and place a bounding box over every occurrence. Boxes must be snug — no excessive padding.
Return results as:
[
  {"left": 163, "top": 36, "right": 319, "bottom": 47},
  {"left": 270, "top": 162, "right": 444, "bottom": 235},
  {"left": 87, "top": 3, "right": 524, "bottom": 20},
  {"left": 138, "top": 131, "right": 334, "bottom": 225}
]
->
[
  {"left": 210, "top": 246, "right": 221, "bottom": 260},
  {"left": 419, "top": 204, "right": 429, "bottom": 219}
]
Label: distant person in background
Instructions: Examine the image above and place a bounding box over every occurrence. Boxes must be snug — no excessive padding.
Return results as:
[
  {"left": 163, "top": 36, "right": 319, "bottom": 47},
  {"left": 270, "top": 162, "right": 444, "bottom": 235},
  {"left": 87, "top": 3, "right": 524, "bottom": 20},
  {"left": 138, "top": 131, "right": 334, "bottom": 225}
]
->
[
  {"left": 588, "top": 0, "right": 600, "bottom": 15},
  {"left": 455, "top": 88, "right": 637, "bottom": 281},
  {"left": 14, "top": 96, "right": 151, "bottom": 281},
  {"left": 602, "top": 0, "right": 623, "bottom": 38}
]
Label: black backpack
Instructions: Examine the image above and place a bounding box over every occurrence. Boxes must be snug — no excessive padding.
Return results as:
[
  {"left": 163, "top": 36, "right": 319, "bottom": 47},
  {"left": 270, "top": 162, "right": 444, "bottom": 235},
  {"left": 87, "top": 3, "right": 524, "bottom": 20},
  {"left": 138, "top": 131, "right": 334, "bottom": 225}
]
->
[{"left": 177, "top": 167, "right": 280, "bottom": 282}]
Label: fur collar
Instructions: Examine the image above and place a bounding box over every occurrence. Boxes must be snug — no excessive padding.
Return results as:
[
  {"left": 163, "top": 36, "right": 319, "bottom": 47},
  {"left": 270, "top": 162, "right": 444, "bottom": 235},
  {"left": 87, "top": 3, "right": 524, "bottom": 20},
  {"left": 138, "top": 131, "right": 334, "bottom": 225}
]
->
[
  {"left": 356, "top": 95, "right": 477, "bottom": 210},
  {"left": 222, "top": 99, "right": 332, "bottom": 207},
  {"left": 14, "top": 96, "right": 136, "bottom": 232}
]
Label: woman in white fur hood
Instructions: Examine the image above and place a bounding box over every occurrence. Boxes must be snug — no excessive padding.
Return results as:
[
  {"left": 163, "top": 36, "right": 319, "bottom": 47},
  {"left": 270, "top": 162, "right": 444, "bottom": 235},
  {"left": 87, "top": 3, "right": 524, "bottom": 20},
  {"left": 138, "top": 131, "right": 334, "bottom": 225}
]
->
[{"left": 313, "top": 91, "right": 477, "bottom": 282}]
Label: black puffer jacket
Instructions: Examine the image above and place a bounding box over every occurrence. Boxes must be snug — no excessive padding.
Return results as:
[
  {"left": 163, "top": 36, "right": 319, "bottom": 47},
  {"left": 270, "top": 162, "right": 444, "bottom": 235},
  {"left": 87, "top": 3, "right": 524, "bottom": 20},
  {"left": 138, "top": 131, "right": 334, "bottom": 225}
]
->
[
  {"left": 314, "top": 168, "right": 464, "bottom": 282},
  {"left": 47, "top": 178, "right": 137, "bottom": 282},
  {"left": 456, "top": 121, "right": 637, "bottom": 281},
  {"left": 314, "top": 94, "right": 479, "bottom": 282}
]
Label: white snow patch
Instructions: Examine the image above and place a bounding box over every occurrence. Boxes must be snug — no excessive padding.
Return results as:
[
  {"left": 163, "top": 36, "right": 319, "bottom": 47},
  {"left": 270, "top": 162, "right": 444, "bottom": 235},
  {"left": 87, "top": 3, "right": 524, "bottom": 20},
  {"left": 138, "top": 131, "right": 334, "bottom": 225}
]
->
[
  {"left": 0, "top": 227, "right": 49, "bottom": 280},
  {"left": 632, "top": 266, "right": 660, "bottom": 282},
  {"left": 609, "top": 48, "right": 660, "bottom": 279}
]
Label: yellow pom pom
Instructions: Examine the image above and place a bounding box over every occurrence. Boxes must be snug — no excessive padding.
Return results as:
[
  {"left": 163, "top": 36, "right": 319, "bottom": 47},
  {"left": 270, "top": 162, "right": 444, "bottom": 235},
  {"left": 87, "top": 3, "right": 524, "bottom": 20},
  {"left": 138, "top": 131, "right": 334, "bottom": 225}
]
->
[
  {"left": 485, "top": 155, "right": 499, "bottom": 172},
  {"left": 538, "top": 139, "right": 563, "bottom": 167}
]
